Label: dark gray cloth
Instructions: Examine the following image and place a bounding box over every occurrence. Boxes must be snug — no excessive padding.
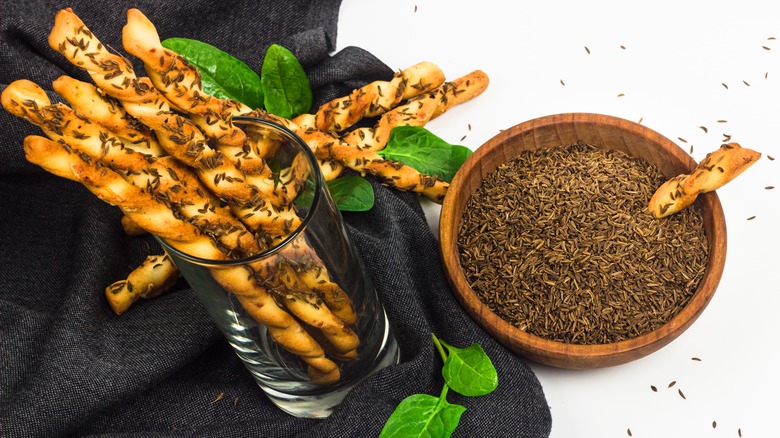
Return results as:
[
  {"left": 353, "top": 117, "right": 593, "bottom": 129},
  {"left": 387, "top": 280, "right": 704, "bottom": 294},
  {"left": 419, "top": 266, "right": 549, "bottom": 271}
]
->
[{"left": 0, "top": 0, "right": 552, "bottom": 436}]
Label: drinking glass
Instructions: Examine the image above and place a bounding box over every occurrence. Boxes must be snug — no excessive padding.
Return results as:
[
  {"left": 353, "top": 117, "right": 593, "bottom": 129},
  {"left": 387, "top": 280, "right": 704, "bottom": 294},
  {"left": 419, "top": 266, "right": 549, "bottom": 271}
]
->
[{"left": 158, "top": 117, "right": 399, "bottom": 418}]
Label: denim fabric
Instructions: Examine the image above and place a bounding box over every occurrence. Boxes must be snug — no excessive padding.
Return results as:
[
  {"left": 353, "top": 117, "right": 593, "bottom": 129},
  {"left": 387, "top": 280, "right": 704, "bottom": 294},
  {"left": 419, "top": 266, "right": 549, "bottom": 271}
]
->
[{"left": 0, "top": 0, "right": 552, "bottom": 436}]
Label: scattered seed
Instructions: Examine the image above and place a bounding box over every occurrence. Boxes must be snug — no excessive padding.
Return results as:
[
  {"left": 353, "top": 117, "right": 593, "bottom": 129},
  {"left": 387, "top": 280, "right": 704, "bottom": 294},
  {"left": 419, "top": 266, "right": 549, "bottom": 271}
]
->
[
  {"left": 743, "top": 80, "right": 751, "bottom": 86},
  {"left": 723, "top": 134, "right": 732, "bottom": 141},
  {"left": 668, "top": 381, "right": 677, "bottom": 388},
  {"left": 618, "top": 93, "right": 625, "bottom": 97},
  {"left": 233, "top": 396, "right": 240, "bottom": 407},
  {"left": 739, "top": 427, "right": 743, "bottom": 436},
  {"left": 699, "top": 126, "right": 709, "bottom": 133},
  {"left": 651, "top": 385, "right": 658, "bottom": 392},
  {"left": 722, "top": 83, "right": 729, "bottom": 89},
  {"left": 561, "top": 79, "right": 566, "bottom": 86},
  {"left": 766, "top": 72, "right": 769, "bottom": 79},
  {"left": 468, "top": 123, "right": 472, "bottom": 131},
  {"left": 747, "top": 215, "right": 756, "bottom": 221},
  {"left": 585, "top": 46, "right": 591, "bottom": 54},
  {"left": 690, "top": 145, "right": 694, "bottom": 154},
  {"left": 414, "top": 4, "right": 418, "bottom": 12},
  {"left": 770, "top": 37, "right": 777, "bottom": 40},
  {"left": 713, "top": 420, "right": 717, "bottom": 429},
  {"left": 691, "top": 357, "right": 702, "bottom": 361},
  {"left": 638, "top": 117, "right": 644, "bottom": 124},
  {"left": 768, "top": 155, "right": 775, "bottom": 160},
  {"left": 627, "top": 428, "right": 633, "bottom": 436},
  {"left": 678, "top": 137, "right": 688, "bottom": 143},
  {"left": 620, "top": 45, "right": 626, "bottom": 50},
  {"left": 678, "top": 388, "right": 686, "bottom": 399},
  {"left": 763, "top": 46, "right": 771, "bottom": 50},
  {"left": 766, "top": 186, "right": 775, "bottom": 190},
  {"left": 211, "top": 392, "right": 225, "bottom": 404},
  {"left": 460, "top": 135, "right": 467, "bottom": 142},
  {"left": 717, "top": 120, "right": 728, "bottom": 123}
]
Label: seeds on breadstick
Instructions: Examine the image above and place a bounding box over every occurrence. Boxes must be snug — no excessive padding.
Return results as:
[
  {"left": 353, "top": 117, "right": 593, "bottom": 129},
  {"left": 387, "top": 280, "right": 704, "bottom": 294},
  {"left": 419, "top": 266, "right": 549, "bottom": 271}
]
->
[
  {"left": 105, "top": 253, "right": 180, "bottom": 315},
  {"left": 24, "top": 134, "right": 343, "bottom": 381},
  {"left": 23, "top": 135, "right": 202, "bottom": 243},
  {"left": 341, "top": 70, "right": 490, "bottom": 152},
  {"left": 300, "top": 61, "right": 446, "bottom": 133},
  {"left": 3, "top": 80, "right": 258, "bottom": 255},
  {"left": 648, "top": 142, "right": 761, "bottom": 218},
  {"left": 48, "top": 10, "right": 291, "bottom": 208},
  {"left": 122, "top": 9, "right": 247, "bottom": 133},
  {"left": 51, "top": 75, "right": 165, "bottom": 157}
]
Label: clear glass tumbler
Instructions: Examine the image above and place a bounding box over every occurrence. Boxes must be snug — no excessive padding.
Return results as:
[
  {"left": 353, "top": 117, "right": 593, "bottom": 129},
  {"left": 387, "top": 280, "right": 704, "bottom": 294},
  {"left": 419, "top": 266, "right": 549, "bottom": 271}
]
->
[{"left": 157, "top": 117, "right": 399, "bottom": 418}]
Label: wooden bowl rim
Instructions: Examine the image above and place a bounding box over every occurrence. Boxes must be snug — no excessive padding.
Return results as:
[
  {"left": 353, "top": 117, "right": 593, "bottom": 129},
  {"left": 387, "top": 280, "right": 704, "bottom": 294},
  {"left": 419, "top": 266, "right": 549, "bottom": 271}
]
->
[{"left": 439, "top": 112, "right": 727, "bottom": 368}]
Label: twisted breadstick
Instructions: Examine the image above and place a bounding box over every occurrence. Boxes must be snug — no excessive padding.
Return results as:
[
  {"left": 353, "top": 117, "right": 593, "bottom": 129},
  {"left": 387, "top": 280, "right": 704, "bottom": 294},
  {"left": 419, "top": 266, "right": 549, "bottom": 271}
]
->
[
  {"left": 105, "top": 254, "right": 180, "bottom": 315},
  {"left": 648, "top": 142, "right": 761, "bottom": 218},
  {"left": 23, "top": 134, "right": 343, "bottom": 383},
  {"left": 48, "top": 9, "right": 290, "bottom": 209},
  {"left": 300, "top": 61, "right": 446, "bottom": 132},
  {"left": 51, "top": 75, "right": 165, "bottom": 157},
  {"left": 2, "top": 79, "right": 259, "bottom": 256}
]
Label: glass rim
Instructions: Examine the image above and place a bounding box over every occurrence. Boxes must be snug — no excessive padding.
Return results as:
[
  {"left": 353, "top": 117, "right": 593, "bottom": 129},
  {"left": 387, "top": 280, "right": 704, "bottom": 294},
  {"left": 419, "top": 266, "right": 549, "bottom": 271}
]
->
[{"left": 157, "top": 115, "right": 323, "bottom": 266}]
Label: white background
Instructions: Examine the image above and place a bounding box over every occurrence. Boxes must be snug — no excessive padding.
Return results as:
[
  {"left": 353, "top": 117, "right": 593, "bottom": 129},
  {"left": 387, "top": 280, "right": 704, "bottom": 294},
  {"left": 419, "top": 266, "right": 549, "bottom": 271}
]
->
[{"left": 337, "top": 1, "right": 780, "bottom": 437}]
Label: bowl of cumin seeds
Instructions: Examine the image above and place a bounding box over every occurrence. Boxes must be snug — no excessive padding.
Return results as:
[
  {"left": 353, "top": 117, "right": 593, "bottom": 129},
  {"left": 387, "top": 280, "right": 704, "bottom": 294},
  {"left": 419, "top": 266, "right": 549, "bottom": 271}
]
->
[{"left": 439, "top": 113, "right": 726, "bottom": 368}]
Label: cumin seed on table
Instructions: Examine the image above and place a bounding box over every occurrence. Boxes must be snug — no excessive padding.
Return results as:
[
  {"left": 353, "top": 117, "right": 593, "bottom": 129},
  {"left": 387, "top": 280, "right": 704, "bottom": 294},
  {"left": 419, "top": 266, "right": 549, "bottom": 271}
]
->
[{"left": 458, "top": 142, "right": 709, "bottom": 345}]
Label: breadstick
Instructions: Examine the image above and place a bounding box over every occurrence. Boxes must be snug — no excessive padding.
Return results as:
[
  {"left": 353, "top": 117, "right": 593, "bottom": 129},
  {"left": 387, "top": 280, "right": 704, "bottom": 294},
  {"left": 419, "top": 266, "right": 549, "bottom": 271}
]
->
[
  {"left": 341, "top": 70, "right": 489, "bottom": 152},
  {"left": 105, "top": 253, "right": 180, "bottom": 315},
  {"left": 299, "top": 61, "right": 446, "bottom": 132},
  {"left": 3, "top": 79, "right": 259, "bottom": 256},
  {"left": 48, "top": 9, "right": 290, "bottom": 208},
  {"left": 24, "top": 134, "right": 342, "bottom": 381},
  {"left": 51, "top": 75, "right": 165, "bottom": 157},
  {"left": 648, "top": 142, "right": 761, "bottom": 218},
  {"left": 23, "top": 135, "right": 202, "bottom": 242}
]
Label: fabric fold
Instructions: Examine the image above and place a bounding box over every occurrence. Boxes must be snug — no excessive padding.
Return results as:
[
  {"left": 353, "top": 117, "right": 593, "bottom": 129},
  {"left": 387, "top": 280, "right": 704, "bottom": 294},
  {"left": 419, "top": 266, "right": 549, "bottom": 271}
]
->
[{"left": 0, "top": 1, "right": 552, "bottom": 436}]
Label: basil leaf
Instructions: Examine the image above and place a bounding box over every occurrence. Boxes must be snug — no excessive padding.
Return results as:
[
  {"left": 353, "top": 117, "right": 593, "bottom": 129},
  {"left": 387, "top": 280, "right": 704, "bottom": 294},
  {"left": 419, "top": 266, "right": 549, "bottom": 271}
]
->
[
  {"left": 439, "top": 340, "right": 498, "bottom": 397},
  {"left": 327, "top": 175, "right": 374, "bottom": 212},
  {"left": 379, "top": 388, "right": 466, "bottom": 438},
  {"left": 261, "top": 44, "right": 312, "bottom": 118},
  {"left": 161, "top": 37, "right": 263, "bottom": 110},
  {"left": 378, "top": 126, "right": 472, "bottom": 182}
]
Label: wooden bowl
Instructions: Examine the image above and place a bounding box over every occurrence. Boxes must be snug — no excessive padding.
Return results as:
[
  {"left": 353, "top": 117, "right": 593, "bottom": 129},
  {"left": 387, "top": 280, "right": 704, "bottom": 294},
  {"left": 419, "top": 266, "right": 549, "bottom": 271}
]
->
[{"left": 439, "top": 113, "right": 727, "bottom": 369}]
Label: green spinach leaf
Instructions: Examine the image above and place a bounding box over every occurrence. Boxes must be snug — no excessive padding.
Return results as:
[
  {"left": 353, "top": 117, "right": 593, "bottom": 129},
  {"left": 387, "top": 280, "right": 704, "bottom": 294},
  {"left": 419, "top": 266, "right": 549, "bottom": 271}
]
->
[
  {"left": 161, "top": 37, "right": 263, "bottom": 110},
  {"left": 261, "top": 44, "right": 313, "bottom": 118},
  {"left": 437, "top": 338, "right": 498, "bottom": 397},
  {"left": 294, "top": 176, "right": 374, "bottom": 212},
  {"left": 379, "top": 126, "right": 472, "bottom": 182},
  {"left": 378, "top": 387, "right": 466, "bottom": 438},
  {"left": 326, "top": 175, "right": 374, "bottom": 212}
]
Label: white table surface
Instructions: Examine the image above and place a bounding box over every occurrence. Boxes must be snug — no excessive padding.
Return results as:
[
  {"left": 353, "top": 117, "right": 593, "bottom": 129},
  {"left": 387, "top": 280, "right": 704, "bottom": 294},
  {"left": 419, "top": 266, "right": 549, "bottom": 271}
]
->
[{"left": 337, "top": 1, "right": 780, "bottom": 436}]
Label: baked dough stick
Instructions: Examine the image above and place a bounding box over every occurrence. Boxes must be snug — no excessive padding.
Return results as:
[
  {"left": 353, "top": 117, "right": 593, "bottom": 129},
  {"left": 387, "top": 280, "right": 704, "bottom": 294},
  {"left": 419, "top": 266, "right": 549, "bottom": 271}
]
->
[
  {"left": 23, "top": 135, "right": 341, "bottom": 384},
  {"left": 121, "top": 10, "right": 260, "bottom": 161},
  {"left": 340, "top": 70, "right": 490, "bottom": 152},
  {"left": 283, "top": 123, "right": 446, "bottom": 202},
  {"left": 277, "top": 235, "right": 357, "bottom": 326},
  {"left": 120, "top": 8, "right": 307, "bottom": 205},
  {"left": 52, "top": 75, "right": 165, "bottom": 157},
  {"left": 649, "top": 142, "right": 761, "bottom": 218},
  {"left": 1, "top": 79, "right": 165, "bottom": 160},
  {"left": 47, "top": 9, "right": 289, "bottom": 208},
  {"left": 105, "top": 253, "right": 180, "bottom": 315},
  {"left": 298, "top": 61, "right": 446, "bottom": 133},
  {"left": 120, "top": 9, "right": 451, "bottom": 202},
  {"left": 2, "top": 80, "right": 258, "bottom": 256}
]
